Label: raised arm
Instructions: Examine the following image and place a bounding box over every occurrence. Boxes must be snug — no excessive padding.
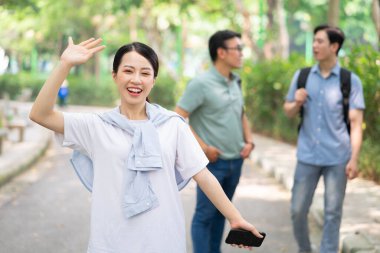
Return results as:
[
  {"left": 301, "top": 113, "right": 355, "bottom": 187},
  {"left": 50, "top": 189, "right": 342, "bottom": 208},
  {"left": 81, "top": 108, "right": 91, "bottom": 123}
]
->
[{"left": 29, "top": 37, "right": 105, "bottom": 134}]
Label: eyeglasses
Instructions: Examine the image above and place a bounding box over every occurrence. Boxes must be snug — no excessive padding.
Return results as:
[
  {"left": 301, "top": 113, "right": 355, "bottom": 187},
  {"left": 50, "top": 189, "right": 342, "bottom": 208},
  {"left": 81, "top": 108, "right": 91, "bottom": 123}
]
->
[{"left": 223, "top": 45, "right": 244, "bottom": 52}]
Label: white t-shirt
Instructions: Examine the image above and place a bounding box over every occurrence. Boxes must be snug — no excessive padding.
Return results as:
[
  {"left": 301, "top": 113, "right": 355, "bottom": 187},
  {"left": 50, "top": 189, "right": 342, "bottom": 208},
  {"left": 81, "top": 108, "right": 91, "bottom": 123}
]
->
[{"left": 57, "top": 112, "right": 209, "bottom": 253}]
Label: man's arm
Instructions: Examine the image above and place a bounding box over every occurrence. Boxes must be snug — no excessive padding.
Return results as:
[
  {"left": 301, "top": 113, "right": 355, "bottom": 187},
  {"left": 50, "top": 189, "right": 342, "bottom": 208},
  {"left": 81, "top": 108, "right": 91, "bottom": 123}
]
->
[
  {"left": 283, "top": 88, "right": 308, "bottom": 118},
  {"left": 240, "top": 113, "right": 254, "bottom": 158},
  {"left": 174, "top": 106, "right": 221, "bottom": 162},
  {"left": 346, "top": 109, "right": 364, "bottom": 179}
]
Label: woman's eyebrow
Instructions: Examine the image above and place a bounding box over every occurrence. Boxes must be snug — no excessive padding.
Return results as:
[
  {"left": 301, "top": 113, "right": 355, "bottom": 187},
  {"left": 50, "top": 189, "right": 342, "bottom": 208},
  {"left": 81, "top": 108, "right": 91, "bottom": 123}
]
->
[{"left": 122, "top": 65, "right": 152, "bottom": 71}]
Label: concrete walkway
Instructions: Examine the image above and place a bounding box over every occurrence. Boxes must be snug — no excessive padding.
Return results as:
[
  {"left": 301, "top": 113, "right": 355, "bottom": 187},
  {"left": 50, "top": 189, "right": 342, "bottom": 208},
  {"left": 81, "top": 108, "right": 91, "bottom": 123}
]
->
[
  {"left": 0, "top": 102, "right": 51, "bottom": 188},
  {"left": 0, "top": 102, "right": 379, "bottom": 253}
]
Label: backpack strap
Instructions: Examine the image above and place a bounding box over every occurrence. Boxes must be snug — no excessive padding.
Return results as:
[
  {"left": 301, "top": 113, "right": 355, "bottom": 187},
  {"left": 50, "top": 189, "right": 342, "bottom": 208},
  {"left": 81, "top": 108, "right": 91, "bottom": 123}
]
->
[
  {"left": 340, "top": 68, "right": 351, "bottom": 134},
  {"left": 297, "top": 67, "right": 311, "bottom": 132}
]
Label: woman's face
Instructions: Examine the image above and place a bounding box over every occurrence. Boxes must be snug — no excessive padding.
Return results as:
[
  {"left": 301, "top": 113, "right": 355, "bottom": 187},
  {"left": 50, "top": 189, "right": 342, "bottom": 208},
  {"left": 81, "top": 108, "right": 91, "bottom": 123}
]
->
[{"left": 113, "top": 51, "right": 155, "bottom": 106}]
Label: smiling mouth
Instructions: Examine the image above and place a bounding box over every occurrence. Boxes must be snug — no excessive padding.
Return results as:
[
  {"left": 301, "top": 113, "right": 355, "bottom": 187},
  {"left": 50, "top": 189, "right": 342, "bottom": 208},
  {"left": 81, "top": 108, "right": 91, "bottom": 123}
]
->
[{"left": 127, "top": 87, "right": 142, "bottom": 94}]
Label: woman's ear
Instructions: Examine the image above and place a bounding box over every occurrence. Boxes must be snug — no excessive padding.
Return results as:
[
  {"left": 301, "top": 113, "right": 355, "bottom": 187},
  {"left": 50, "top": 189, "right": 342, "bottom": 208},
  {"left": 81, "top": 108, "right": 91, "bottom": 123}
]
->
[{"left": 112, "top": 71, "right": 117, "bottom": 81}]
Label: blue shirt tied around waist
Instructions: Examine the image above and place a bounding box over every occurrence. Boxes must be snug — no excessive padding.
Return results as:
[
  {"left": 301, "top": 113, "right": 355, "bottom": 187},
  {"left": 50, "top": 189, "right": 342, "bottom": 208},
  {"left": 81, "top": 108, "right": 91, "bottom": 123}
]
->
[{"left": 70, "top": 103, "right": 187, "bottom": 218}]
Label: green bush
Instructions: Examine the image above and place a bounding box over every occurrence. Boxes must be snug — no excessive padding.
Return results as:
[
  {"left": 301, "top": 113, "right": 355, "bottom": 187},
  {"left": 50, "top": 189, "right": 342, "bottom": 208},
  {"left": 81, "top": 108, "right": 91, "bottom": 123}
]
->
[
  {"left": 342, "top": 45, "right": 380, "bottom": 180},
  {"left": 149, "top": 70, "right": 177, "bottom": 110},
  {"left": 242, "top": 53, "right": 307, "bottom": 142},
  {"left": 342, "top": 45, "right": 380, "bottom": 141},
  {"left": 359, "top": 139, "right": 380, "bottom": 182},
  {"left": 0, "top": 73, "right": 46, "bottom": 100},
  {"left": 67, "top": 75, "right": 117, "bottom": 106}
]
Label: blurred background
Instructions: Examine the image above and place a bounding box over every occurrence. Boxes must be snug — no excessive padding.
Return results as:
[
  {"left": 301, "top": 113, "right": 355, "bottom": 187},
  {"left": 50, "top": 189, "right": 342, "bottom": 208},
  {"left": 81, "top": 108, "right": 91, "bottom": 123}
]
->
[{"left": 0, "top": 0, "right": 379, "bottom": 181}]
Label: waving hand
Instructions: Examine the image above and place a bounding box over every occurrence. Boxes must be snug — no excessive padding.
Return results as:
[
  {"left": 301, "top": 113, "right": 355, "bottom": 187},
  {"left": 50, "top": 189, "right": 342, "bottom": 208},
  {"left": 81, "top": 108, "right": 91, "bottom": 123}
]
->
[
  {"left": 61, "top": 37, "right": 105, "bottom": 67},
  {"left": 30, "top": 37, "right": 105, "bottom": 134}
]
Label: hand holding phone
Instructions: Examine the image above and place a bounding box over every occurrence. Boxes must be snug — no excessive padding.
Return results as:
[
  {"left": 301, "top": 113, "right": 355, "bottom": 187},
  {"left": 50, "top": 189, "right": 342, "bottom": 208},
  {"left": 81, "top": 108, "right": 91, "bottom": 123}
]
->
[{"left": 225, "top": 228, "right": 266, "bottom": 247}]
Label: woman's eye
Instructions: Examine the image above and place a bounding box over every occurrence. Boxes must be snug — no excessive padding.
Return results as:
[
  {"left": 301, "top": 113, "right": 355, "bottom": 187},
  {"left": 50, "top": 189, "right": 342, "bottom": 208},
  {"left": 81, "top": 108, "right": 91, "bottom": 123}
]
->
[{"left": 142, "top": 72, "right": 151, "bottom": 76}]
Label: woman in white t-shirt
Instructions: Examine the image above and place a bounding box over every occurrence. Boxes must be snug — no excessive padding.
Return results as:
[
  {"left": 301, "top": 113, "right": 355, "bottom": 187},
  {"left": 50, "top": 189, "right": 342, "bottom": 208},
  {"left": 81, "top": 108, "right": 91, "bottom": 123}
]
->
[{"left": 29, "top": 37, "right": 263, "bottom": 253}]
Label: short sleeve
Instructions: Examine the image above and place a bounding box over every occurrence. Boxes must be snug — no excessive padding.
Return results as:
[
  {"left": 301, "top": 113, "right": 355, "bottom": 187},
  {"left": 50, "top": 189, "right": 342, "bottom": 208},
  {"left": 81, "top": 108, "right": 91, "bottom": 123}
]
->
[
  {"left": 175, "top": 120, "right": 209, "bottom": 180},
  {"left": 285, "top": 70, "right": 301, "bottom": 102},
  {"left": 177, "top": 78, "right": 205, "bottom": 113},
  {"left": 349, "top": 73, "right": 365, "bottom": 110},
  {"left": 55, "top": 112, "right": 97, "bottom": 157}
]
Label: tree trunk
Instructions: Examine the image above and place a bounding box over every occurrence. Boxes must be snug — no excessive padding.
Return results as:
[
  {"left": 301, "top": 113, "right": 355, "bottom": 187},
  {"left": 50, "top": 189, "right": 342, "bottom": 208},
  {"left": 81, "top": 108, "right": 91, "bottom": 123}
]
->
[
  {"left": 141, "top": 0, "right": 162, "bottom": 54},
  {"left": 264, "top": 0, "right": 276, "bottom": 59},
  {"left": 328, "top": 0, "right": 340, "bottom": 27},
  {"left": 372, "top": 0, "right": 380, "bottom": 46},
  {"left": 276, "top": 0, "right": 289, "bottom": 59},
  {"left": 234, "top": 0, "right": 263, "bottom": 60}
]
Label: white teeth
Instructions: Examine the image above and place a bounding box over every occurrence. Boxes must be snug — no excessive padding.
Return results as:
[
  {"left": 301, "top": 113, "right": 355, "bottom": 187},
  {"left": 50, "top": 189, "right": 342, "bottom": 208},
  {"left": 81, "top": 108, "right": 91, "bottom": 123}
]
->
[{"left": 127, "top": 88, "right": 142, "bottom": 93}]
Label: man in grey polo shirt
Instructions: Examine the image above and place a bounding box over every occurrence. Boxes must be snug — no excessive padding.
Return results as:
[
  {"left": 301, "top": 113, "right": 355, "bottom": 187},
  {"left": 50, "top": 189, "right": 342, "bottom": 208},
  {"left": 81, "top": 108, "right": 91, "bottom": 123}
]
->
[
  {"left": 284, "top": 25, "right": 365, "bottom": 253},
  {"left": 175, "top": 30, "right": 255, "bottom": 253}
]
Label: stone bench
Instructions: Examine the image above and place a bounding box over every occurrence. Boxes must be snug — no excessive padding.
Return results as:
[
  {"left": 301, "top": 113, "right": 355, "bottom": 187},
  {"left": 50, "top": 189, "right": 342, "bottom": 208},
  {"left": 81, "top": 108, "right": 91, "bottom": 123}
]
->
[{"left": 6, "top": 119, "right": 27, "bottom": 142}]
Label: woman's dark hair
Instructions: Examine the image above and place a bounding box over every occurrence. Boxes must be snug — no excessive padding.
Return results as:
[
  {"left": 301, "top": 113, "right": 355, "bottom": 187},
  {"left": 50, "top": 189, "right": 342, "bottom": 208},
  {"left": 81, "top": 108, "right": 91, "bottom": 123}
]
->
[
  {"left": 314, "top": 24, "right": 345, "bottom": 55},
  {"left": 112, "top": 42, "right": 159, "bottom": 78},
  {"left": 208, "top": 30, "right": 241, "bottom": 62}
]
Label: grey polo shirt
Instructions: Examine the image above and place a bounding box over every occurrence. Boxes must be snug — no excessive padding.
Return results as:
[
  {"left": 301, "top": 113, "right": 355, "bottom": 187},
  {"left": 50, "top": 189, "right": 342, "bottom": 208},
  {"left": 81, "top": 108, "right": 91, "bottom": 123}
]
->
[
  {"left": 177, "top": 66, "right": 245, "bottom": 160},
  {"left": 286, "top": 63, "right": 365, "bottom": 166}
]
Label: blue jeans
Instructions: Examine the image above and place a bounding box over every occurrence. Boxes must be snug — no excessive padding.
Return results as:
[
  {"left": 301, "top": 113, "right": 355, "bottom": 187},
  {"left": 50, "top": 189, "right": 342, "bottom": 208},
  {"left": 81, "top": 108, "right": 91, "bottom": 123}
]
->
[
  {"left": 291, "top": 161, "right": 347, "bottom": 253},
  {"left": 191, "top": 158, "right": 243, "bottom": 253}
]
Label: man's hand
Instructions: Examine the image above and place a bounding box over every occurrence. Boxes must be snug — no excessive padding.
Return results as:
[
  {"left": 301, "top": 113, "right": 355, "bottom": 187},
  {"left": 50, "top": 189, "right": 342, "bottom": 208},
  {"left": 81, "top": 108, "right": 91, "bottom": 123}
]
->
[
  {"left": 240, "top": 142, "right": 254, "bottom": 159},
  {"left": 346, "top": 159, "right": 359, "bottom": 180},
  {"left": 294, "top": 88, "right": 308, "bottom": 106},
  {"left": 205, "top": 145, "right": 221, "bottom": 162}
]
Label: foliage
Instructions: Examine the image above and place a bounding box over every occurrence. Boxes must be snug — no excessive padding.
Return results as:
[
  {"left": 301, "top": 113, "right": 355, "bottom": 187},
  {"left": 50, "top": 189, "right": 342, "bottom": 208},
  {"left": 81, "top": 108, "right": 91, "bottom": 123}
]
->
[
  {"left": 0, "top": 72, "right": 46, "bottom": 99},
  {"left": 67, "top": 75, "right": 117, "bottom": 106},
  {"left": 284, "top": 0, "right": 378, "bottom": 52},
  {"left": 148, "top": 70, "right": 177, "bottom": 110},
  {"left": 359, "top": 139, "right": 380, "bottom": 182},
  {"left": 242, "top": 53, "right": 307, "bottom": 142},
  {"left": 342, "top": 45, "right": 380, "bottom": 141},
  {"left": 342, "top": 45, "right": 380, "bottom": 181}
]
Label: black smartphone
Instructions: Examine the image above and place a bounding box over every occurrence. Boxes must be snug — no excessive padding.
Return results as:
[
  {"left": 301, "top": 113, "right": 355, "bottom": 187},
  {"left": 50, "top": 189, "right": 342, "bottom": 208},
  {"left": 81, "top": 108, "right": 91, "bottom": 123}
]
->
[{"left": 225, "top": 229, "right": 266, "bottom": 247}]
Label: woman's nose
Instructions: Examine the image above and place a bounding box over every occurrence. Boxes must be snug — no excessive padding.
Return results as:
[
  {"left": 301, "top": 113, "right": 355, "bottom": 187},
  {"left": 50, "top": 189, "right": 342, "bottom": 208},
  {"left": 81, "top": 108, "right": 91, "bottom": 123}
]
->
[{"left": 131, "top": 73, "right": 142, "bottom": 83}]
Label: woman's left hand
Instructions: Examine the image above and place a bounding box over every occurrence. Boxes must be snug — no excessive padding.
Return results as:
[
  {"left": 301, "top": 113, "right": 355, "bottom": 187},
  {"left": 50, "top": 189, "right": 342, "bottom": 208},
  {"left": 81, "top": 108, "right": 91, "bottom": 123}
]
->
[
  {"left": 230, "top": 218, "right": 263, "bottom": 239},
  {"left": 228, "top": 219, "right": 263, "bottom": 250}
]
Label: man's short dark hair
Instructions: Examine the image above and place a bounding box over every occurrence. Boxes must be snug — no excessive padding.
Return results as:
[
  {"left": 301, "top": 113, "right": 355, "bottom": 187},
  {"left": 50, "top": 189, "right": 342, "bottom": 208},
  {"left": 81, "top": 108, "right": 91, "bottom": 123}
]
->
[
  {"left": 208, "top": 30, "right": 241, "bottom": 62},
  {"left": 314, "top": 24, "right": 345, "bottom": 55}
]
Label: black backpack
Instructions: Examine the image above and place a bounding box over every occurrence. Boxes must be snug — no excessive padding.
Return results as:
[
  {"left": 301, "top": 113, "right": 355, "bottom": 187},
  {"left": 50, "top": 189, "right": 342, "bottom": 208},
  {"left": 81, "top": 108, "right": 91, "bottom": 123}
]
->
[{"left": 297, "top": 67, "right": 351, "bottom": 134}]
